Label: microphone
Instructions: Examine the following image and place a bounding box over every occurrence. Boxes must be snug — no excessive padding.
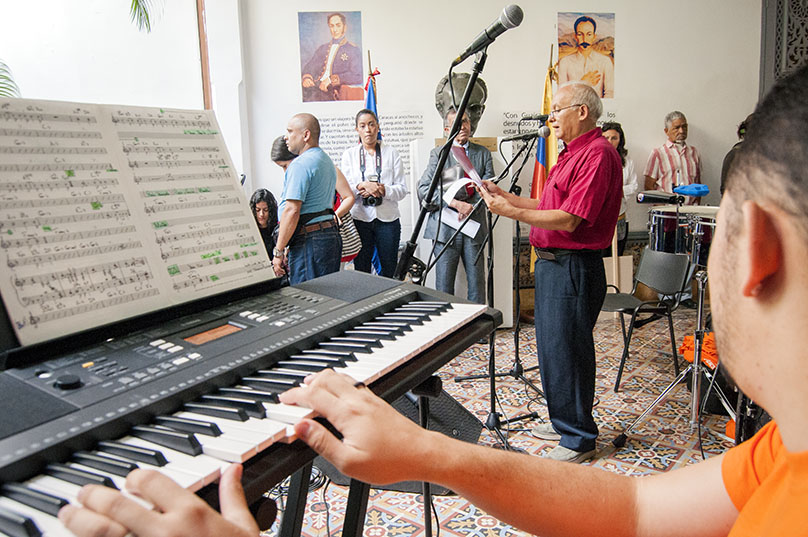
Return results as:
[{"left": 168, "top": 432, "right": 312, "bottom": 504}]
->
[
  {"left": 452, "top": 5, "right": 524, "bottom": 66},
  {"left": 636, "top": 191, "right": 683, "bottom": 204},
  {"left": 502, "top": 126, "right": 551, "bottom": 142},
  {"left": 521, "top": 113, "right": 550, "bottom": 122}
]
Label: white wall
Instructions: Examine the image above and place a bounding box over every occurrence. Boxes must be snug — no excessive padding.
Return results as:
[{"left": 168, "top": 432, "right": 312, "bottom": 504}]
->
[
  {"left": 240, "top": 0, "right": 761, "bottom": 227},
  {"left": 0, "top": 0, "right": 762, "bottom": 224},
  {"left": 0, "top": 0, "right": 202, "bottom": 109}
]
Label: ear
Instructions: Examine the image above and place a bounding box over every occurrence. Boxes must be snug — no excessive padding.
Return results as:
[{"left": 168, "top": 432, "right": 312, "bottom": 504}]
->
[{"left": 741, "top": 201, "right": 783, "bottom": 297}]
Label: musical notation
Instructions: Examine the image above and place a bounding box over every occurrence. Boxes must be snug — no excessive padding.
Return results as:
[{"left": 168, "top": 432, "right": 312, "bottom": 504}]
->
[
  {"left": 154, "top": 223, "right": 251, "bottom": 245},
  {"left": 0, "top": 110, "right": 98, "bottom": 124},
  {"left": 0, "top": 98, "right": 272, "bottom": 346},
  {"left": 144, "top": 197, "right": 240, "bottom": 215},
  {"left": 127, "top": 158, "right": 228, "bottom": 169},
  {"left": 2, "top": 209, "right": 132, "bottom": 228},
  {"left": 0, "top": 177, "right": 120, "bottom": 192},
  {"left": 0, "top": 128, "right": 102, "bottom": 139},
  {"left": 27, "top": 288, "right": 161, "bottom": 327},
  {"left": 121, "top": 145, "right": 220, "bottom": 155},
  {"left": 0, "top": 193, "right": 124, "bottom": 209},
  {"left": 8, "top": 240, "right": 143, "bottom": 268},
  {"left": 0, "top": 146, "right": 108, "bottom": 155},
  {"left": 1, "top": 225, "right": 136, "bottom": 249},
  {"left": 0, "top": 162, "right": 113, "bottom": 172},
  {"left": 133, "top": 171, "right": 231, "bottom": 184}
]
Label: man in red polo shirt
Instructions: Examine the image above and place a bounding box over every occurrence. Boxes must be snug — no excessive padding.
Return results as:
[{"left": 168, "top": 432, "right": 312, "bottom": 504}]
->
[{"left": 478, "top": 81, "right": 622, "bottom": 463}]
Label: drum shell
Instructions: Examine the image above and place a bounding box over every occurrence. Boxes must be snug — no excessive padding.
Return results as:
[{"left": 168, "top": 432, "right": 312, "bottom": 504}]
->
[{"left": 648, "top": 205, "right": 718, "bottom": 265}]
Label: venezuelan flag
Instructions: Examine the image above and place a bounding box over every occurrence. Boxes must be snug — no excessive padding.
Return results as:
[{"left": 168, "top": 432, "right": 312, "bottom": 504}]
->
[{"left": 530, "top": 65, "right": 558, "bottom": 199}]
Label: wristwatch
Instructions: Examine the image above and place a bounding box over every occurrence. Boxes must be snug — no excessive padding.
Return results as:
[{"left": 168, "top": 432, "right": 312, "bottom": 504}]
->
[{"left": 273, "top": 247, "right": 285, "bottom": 258}]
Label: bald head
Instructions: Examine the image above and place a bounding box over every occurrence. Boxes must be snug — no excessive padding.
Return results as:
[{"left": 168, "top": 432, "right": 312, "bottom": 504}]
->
[{"left": 285, "top": 113, "right": 321, "bottom": 155}]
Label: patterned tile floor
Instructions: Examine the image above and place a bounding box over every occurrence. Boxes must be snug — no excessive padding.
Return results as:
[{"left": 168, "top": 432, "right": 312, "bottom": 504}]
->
[{"left": 265, "top": 306, "right": 733, "bottom": 537}]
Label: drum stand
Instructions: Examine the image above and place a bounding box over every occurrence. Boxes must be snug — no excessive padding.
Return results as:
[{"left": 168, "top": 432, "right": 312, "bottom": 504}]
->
[{"left": 613, "top": 222, "right": 736, "bottom": 448}]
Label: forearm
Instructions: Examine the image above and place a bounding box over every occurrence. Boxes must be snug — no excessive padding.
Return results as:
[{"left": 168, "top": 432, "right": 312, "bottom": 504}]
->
[
  {"left": 418, "top": 432, "right": 639, "bottom": 537},
  {"left": 275, "top": 204, "right": 301, "bottom": 250},
  {"left": 644, "top": 175, "right": 657, "bottom": 190},
  {"left": 505, "top": 206, "right": 581, "bottom": 232}
]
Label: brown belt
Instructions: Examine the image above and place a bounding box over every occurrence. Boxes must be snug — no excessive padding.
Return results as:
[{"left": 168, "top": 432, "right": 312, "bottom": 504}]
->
[{"left": 299, "top": 219, "right": 336, "bottom": 234}]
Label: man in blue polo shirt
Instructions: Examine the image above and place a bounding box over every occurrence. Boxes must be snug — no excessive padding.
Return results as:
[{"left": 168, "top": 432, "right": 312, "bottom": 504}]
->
[{"left": 273, "top": 113, "right": 341, "bottom": 284}]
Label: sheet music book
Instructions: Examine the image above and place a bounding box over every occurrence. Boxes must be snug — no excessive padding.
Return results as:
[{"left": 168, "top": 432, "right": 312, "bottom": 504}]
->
[{"left": 0, "top": 98, "right": 274, "bottom": 347}]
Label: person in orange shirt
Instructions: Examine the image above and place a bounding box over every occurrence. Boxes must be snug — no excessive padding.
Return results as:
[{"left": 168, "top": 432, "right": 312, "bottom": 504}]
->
[{"left": 60, "top": 65, "right": 808, "bottom": 537}]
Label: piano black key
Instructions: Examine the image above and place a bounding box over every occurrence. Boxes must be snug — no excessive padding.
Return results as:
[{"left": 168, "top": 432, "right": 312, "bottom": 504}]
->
[
  {"left": 360, "top": 320, "right": 412, "bottom": 332},
  {"left": 253, "top": 370, "right": 307, "bottom": 382},
  {"left": 184, "top": 401, "right": 250, "bottom": 422},
  {"left": 72, "top": 451, "right": 138, "bottom": 478},
  {"left": 404, "top": 300, "right": 452, "bottom": 311},
  {"left": 343, "top": 329, "right": 398, "bottom": 341},
  {"left": 97, "top": 440, "right": 168, "bottom": 467},
  {"left": 241, "top": 376, "right": 300, "bottom": 392},
  {"left": 218, "top": 386, "right": 280, "bottom": 404},
  {"left": 300, "top": 349, "right": 358, "bottom": 362},
  {"left": 286, "top": 355, "right": 346, "bottom": 367},
  {"left": 318, "top": 341, "right": 374, "bottom": 354},
  {"left": 43, "top": 463, "right": 117, "bottom": 489},
  {"left": 378, "top": 314, "right": 424, "bottom": 325},
  {"left": 154, "top": 415, "right": 222, "bottom": 437},
  {"left": 0, "top": 484, "right": 67, "bottom": 517},
  {"left": 273, "top": 360, "right": 333, "bottom": 373},
  {"left": 131, "top": 425, "right": 203, "bottom": 457},
  {"left": 0, "top": 504, "right": 40, "bottom": 537},
  {"left": 391, "top": 308, "right": 434, "bottom": 319},
  {"left": 328, "top": 336, "right": 383, "bottom": 348},
  {"left": 199, "top": 395, "right": 267, "bottom": 419}
]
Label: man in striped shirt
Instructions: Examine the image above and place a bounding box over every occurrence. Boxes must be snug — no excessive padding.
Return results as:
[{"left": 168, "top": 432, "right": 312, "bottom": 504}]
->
[{"left": 643, "top": 111, "right": 702, "bottom": 205}]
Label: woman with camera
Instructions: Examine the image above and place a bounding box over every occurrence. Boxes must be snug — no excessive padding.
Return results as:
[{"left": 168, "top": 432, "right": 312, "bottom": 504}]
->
[{"left": 340, "top": 109, "right": 408, "bottom": 277}]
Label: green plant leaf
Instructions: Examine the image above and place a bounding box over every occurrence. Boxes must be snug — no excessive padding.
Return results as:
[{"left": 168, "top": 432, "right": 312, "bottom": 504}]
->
[
  {"left": 130, "top": 0, "right": 154, "bottom": 32},
  {"left": 0, "top": 60, "right": 21, "bottom": 98}
]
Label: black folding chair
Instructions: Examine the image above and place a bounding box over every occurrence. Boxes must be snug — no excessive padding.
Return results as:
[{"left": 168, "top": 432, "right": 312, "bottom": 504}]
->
[{"left": 601, "top": 247, "right": 691, "bottom": 392}]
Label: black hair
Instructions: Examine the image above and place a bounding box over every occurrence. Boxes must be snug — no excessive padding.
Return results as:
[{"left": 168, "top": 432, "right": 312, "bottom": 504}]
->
[
  {"left": 327, "top": 12, "right": 346, "bottom": 26},
  {"left": 601, "top": 121, "right": 627, "bottom": 166},
  {"left": 249, "top": 189, "right": 278, "bottom": 229},
  {"left": 726, "top": 63, "right": 808, "bottom": 231},
  {"left": 355, "top": 108, "right": 378, "bottom": 127},
  {"left": 574, "top": 16, "right": 597, "bottom": 34},
  {"left": 270, "top": 136, "right": 296, "bottom": 162}
]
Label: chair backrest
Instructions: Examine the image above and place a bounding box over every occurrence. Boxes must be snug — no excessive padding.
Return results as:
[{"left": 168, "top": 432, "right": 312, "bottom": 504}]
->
[{"left": 635, "top": 247, "right": 691, "bottom": 296}]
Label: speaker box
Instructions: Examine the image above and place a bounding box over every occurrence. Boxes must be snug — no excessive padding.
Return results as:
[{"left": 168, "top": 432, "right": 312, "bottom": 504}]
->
[{"left": 314, "top": 390, "right": 483, "bottom": 495}]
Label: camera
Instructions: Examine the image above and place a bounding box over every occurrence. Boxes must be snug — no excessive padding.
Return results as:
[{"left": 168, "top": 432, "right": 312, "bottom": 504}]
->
[{"left": 362, "top": 176, "right": 383, "bottom": 207}]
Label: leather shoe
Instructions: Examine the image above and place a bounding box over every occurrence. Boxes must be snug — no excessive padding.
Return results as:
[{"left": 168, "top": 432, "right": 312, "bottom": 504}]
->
[
  {"left": 681, "top": 298, "right": 698, "bottom": 309},
  {"left": 530, "top": 422, "right": 561, "bottom": 441},
  {"left": 545, "top": 445, "right": 597, "bottom": 463}
]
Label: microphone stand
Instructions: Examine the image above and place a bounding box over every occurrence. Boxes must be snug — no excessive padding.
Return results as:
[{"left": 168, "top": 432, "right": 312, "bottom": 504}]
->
[
  {"left": 394, "top": 49, "right": 488, "bottom": 282},
  {"left": 454, "top": 136, "right": 544, "bottom": 447}
]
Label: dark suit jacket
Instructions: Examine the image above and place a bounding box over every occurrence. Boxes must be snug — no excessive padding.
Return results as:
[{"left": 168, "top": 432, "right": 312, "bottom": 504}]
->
[{"left": 417, "top": 142, "right": 494, "bottom": 243}]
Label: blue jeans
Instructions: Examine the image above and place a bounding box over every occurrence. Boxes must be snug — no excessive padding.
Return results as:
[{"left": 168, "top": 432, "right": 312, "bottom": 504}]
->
[
  {"left": 288, "top": 226, "right": 341, "bottom": 285},
  {"left": 534, "top": 250, "right": 605, "bottom": 452},
  {"left": 433, "top": 235, "right": 485, "bottom": 304},
  {"left": 354, "top": 219, "right": 400, "bottom": 278}
]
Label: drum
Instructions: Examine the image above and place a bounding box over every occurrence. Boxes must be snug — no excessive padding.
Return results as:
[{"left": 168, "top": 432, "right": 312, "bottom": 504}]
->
[{"left": 648, "top": 205, "right": 719, "bottom": 265}]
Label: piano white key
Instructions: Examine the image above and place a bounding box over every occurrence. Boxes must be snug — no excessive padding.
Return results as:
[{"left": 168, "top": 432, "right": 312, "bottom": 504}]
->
[
  {"left": 193, "top": 435, "right": 258, "bottom": 463},
  {"left": 59, "top": 465, "right": 153, "bottom": 512},
  {"left": 23, "top": 477, "right": 80, "bottom": 504},
  {"left": 0, "top": 497, "right": 71, "bottom": 537},
  {"left": 174, "top": 412, "right": 289, "bottom": 449},
  {"left": 260, "top": 402, "right": 315, "bottom": 424},
  {"left": 93, "top": 451, "right": 203, "bottom": 492},
  {"left": 116, "top": 437, "right": 225, "bottom": 487}
]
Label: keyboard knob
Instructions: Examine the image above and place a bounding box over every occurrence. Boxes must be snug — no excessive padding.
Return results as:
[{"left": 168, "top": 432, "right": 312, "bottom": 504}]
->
[{"left": 53, "top": 374, "right": 82, "bottom": 390}]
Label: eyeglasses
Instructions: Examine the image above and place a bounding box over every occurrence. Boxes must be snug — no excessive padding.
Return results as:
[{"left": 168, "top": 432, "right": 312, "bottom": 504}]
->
[{"left": 549, "top": 103, "right": 584, "bottom": 119}]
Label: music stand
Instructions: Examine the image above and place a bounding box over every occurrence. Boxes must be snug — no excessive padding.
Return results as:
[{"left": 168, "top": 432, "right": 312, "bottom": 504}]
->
[{"left": 453, "top": 135, "right": 545, "bottom": 448}]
